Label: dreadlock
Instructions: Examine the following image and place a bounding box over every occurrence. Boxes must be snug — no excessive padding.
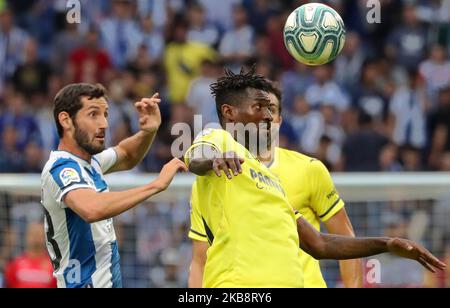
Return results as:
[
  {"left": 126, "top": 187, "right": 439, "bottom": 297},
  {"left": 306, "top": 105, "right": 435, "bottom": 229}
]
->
[{"left": 210, "top": 66, "right": 281, "bottom": 125}]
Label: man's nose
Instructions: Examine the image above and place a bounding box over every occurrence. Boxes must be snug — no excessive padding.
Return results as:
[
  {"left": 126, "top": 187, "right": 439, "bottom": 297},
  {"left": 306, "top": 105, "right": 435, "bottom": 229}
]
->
[
  {"left": 263, "top": 107, "right": 273, "bottom": 122},
  {"left": 100, "top": 116, "right": 109, "bottom": 129}
]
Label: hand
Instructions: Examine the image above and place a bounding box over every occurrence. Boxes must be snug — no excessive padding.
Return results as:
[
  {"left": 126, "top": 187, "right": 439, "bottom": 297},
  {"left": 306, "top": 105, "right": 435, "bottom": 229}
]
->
[
  {"left": 153, "top": 158, "right": 188, "bottom": 192},
  {"left": 135, "top": 93, "right": 162, "bottom": 134},
  {"left": 387, "top": 238, "right": 447, "bottom": 273},
  {"left": 212, "top": 151, "right": 245, "bottom": 180}
]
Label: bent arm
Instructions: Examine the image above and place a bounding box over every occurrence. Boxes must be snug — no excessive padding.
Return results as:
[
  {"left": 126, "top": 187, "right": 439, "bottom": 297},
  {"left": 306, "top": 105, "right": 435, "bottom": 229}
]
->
[
  {"left": 65, "top": 158, "right": 187, "bottom": 223},
  {"left": 187, "top": 145, "right": 217, "bottom": 176},
  {"left": 65, "top": 182, "right": 164, "bottom": 223},
  {"left": 108, "top": 130, "right": 157, "bottom": 173}
]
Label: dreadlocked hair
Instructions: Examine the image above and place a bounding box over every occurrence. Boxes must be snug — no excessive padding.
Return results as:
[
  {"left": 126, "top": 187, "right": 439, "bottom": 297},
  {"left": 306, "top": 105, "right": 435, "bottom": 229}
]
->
[{"left": 210, "top": 66, "right": 277, "bottom": 125}]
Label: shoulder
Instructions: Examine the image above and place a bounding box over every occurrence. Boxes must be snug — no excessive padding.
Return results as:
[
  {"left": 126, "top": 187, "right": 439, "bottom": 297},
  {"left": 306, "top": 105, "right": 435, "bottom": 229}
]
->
[
  {"left": 278, "top": 148, "right": 328, "bottom": 174},
  {"left": 44, "top": 154, "right": 86, "bottom": 188},
  {"left": 193, "top": 128, "right": 230, "bottom": 143},
  {"left": 277, "top": 148, "right": 316, "bottom": 165}
]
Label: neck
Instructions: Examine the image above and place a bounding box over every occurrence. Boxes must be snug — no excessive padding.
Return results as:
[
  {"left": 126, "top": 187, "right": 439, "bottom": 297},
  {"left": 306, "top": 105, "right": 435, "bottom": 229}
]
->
[
  {"left": 258, "top": 147, "right": 275, "bottom": 166},
  {"left": 58, "top": 137, "right": 91, "bottom": 162}
]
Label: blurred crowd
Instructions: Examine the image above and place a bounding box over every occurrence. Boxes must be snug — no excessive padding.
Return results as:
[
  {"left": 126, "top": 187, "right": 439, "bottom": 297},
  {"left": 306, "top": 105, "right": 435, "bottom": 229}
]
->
[{"left": 0, "top": 0, "right": 449, "bottom": 173}]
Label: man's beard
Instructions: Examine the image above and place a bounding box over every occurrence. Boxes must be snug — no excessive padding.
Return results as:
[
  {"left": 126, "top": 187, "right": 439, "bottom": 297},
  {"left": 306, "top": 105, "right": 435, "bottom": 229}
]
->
[{"left": 74, "top": 123, "right": 105, "bottom": 155}]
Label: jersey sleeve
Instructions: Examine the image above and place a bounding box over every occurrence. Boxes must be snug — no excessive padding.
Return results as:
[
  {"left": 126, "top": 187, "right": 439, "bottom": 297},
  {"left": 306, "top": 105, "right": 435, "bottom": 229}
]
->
[
  {"left": 93, "top": 148, "right": 118, "bottom": 174},
  {"left": 184, "top": 129, "right": 233, "bottom": 166},
  {"left": 188, "top": 183, "right": 208, "bottom": 242},
  {"left": 308, "top": 160, "right": 345, "bottom": 222},
  {"left": 49, "top": 158, "right": 91, "bottom": 204}
]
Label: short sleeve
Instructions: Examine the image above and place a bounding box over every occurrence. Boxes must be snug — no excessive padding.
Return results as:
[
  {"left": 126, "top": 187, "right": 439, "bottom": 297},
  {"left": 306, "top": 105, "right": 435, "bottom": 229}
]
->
[
  {"left": 308, "top": 160, "right": 345, "bottom": 222},
  {"left": 188, "top": 182, "right": 208, "bottom": 242},
  {"left": 49, "top": 158, "right": 91, "bottom": 203},
  {"left": 93, "top": 148, "right": 118, "bottom": 174},
  {"left": 184, "top": 129, "right": 234, "bottom": 166}
]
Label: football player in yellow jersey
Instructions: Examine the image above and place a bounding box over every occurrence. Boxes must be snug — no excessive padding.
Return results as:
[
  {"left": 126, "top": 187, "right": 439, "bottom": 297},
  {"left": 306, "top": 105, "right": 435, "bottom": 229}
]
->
[
  {"left": 188, "top": 81, "right": 363, "bottom": 288},
  {"left": 185, "top": 68, "right": 445, "bottom": 288}
]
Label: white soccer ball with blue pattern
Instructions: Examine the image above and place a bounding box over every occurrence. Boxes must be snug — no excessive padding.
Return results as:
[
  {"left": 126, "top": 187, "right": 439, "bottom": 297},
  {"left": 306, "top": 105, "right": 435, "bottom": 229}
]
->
[{"left": 284, "top": 3, "right": 346, "bottom": 66}]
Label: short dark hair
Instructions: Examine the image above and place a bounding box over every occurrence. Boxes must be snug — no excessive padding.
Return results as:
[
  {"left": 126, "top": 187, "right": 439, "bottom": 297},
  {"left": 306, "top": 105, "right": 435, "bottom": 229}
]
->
[
  {"left": 53, "top": 83, "right": 107, "bottom": 138},
  {"left": 210, "top": 67, "right": 282, "bottom": 124}
]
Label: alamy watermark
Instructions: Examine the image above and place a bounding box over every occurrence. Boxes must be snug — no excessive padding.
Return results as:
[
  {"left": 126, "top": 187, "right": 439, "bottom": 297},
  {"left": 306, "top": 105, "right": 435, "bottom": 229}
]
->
[
  {"left": 366, "top": 258, "right": 382, "bottom": 284},
  {"left": 366, "top": 0, "right": 381, "bottom": 24},
  {"left": 66, "top": 0, "right": 81, "bottom": 24}
]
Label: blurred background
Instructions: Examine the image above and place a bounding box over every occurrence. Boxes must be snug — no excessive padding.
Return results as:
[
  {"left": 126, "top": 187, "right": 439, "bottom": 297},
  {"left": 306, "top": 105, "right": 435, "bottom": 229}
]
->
[{"left": 0, "top": 0, "right": 449, "bottom": 287}]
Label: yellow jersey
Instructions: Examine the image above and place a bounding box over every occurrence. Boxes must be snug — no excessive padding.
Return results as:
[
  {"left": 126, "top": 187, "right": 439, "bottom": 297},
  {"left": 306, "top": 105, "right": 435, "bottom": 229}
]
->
[
  {"left": 269, "top": 147, "right": 345, "bottom": 288},
  {"left": 189, "top": 145, "right": 345, "bottom": 288},
  {"left": 185, "top": 129, "right": 303, "bottom": 288},
  {"left": 164, "top": 42, "right": 216, "bottom": 103}
]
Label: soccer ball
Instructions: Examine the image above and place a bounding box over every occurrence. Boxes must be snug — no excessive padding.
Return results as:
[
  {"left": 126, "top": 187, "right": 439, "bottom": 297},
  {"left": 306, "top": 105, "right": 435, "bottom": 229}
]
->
[{"left": 283, "top": 3, "right": 346, "bottom": 66}]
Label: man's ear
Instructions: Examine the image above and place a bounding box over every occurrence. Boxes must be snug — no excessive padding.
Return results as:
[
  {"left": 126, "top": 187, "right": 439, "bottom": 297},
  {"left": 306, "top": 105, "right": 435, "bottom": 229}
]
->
[
  {"left": 221, "top": 104, "right": 236, "bottom": 123},
  {"left": 58, "top": 112, "right": 73, "bottom": 134},
  {"left": 279, "top": 115, "right": 283, "bottom": 126}
]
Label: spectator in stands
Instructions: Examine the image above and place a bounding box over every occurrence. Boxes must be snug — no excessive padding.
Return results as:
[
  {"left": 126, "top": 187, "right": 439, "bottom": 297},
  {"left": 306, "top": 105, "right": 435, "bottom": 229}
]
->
[
  {"left": 419, "top": 45, "right": 450, "bottom": 105},
  {"left": 186, "top": 60, "right": 221, "bottom": 126},
  {"left": 68, "top": 27, "right": 112, "bottom": 84},
  {"left": 389, "top": 68, "right": 428, "bottom": 150},
  {"left": 138, "top": 15, "right": 165, "bottom": 65},
  {"left": 342, "top": 112, "right": 389, "bottom": 171},
  {"left": 99, "top": 0, "right": 141, "bottom": 68},
  {"left": 400, "top": 144, "right": 423, "bottom": 172},
  {"left": 281, "top": 62, "right": 314, "bottom": 112},
  {"left": 379, "top": 142, "right": 403, "bottom": 172},
  {"left": 219, "top": 4, "right": 254, "bottom": 72},
  {"left": 334, "top": 32, "right": 366, "bottom": 91},
  {"left": 186, "top": 3, "right": 219, "bottom": 48},
  {"left": 305, "top": 64, "right": 350, "bottom": 112},
  {"left": 12, "top": 38, "right": 50, "bottom": 97},
  {"left": 0, "top": 6, "right": 29, "bottom": 93},
  {"left": 0, "top": 92, "right": 41, "bottom": 152},
  {"left": 164, "top": 19, "right": 216, "bottom": 104},
  {"left": 352, "top": 60, "right": 389, "bottom": 133},
  {"left": 4, "top": 222, "right": 56, "bottom": 288},
  {"left": 288, "top": 95, "right": 323, "bottom": 155},
  {"left": 0, "top": 126, "right": 23, "bottom": 172},
  {"left": 50, "top": 22, "right": 82, "bottom": 75},
  {"left": 385, "top": 3, "right": 428, "bottom": 71}
]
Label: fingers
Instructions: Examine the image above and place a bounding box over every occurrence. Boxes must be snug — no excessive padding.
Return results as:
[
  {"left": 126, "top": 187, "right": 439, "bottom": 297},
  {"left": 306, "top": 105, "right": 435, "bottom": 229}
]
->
[
  {"left": 419, "top": 249, "right": 447, "bottom": 271},
  {"left": 235, "top": 157, "right": 243, "bottom": 174},
  {"left": 135, "top": 93, "right": 162, "bottom": 111},
  {"left": 417, "top": 257, "right": 436, "bottom": 273},
  {"left": 219, "top": 161, "right": 232, "bottom": 180},
  {"left": 212, "top": 162, "right": 222, "bottom": 178},
  {"left": 169, "top": 158, "right": 188, "bottom": 172}
]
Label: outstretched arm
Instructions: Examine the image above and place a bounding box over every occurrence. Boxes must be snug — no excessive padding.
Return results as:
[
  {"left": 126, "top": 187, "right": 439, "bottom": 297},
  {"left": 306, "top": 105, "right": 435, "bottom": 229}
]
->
[
  {"left": 65, "top": 159, "right": 187, "bottom": 223},
  {"left": 187, "top": 145, "right": 244, "bottom": 179},
  {"left": 297, "top": 216, "right": 446, "bottom": 273},
  {"left": 108, "top": 94, "right": 162, "bottom": 173}
]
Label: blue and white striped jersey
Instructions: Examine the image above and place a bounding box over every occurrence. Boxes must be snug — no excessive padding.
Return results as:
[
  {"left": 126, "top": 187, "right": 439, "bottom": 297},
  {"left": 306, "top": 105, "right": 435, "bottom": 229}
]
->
[{"left": 41, "top": 149, "right": 122, "bottom": 288}]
